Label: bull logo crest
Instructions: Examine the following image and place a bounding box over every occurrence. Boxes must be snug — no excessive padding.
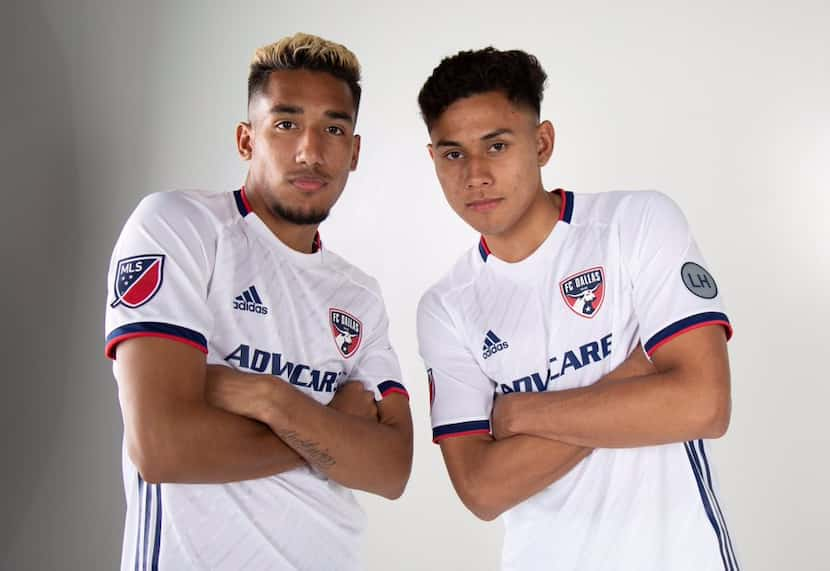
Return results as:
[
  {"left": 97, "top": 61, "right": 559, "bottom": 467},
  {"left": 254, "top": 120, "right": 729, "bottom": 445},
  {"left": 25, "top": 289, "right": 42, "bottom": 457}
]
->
[
  {"left": 329, "top": 308, "right": 363, "bottom": 358},
  {"left": 560, "top": 266, "right": 605, "bottom": 318}
]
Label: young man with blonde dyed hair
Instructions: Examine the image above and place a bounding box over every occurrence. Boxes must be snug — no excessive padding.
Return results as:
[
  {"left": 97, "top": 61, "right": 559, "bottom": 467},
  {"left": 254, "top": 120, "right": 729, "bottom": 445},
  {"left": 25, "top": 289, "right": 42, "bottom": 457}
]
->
[{"left": 105, "top": 33, "right": 412, "bottom": 570}]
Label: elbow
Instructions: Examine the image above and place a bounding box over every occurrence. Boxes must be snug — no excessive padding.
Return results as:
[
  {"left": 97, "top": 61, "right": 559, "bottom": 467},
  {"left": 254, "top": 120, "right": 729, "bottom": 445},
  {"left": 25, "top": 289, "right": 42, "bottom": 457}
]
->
[
  {"left": 464, "top": 496, "right": 502, "bottom": 522},
  {"left": 457, "top": 479, "right": 504, "bottom": 522},
  {"left": 695, "top": 388, "right": 731, "bottom": 440},
  {"left": 378, "top": 481, "right": 407, "bottom": 501},
  {"left": 126, "top": 431, "right": 179, "bottom": 484},
  {"left": 701, "top": 407, "right": 730, "bottom": 439},
  {"left": 377, "top": 458, "right": 412, "bottom": 500}
]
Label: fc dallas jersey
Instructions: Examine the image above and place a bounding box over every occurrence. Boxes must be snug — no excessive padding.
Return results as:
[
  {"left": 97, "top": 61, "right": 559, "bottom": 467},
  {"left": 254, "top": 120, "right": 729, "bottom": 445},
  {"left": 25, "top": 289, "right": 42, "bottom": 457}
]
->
[
  {"left": 105, "top": 188, "right": 407, "bottom": 571},
  {"left": 417, "top": 190, "right": 739, "bottom": 571}
]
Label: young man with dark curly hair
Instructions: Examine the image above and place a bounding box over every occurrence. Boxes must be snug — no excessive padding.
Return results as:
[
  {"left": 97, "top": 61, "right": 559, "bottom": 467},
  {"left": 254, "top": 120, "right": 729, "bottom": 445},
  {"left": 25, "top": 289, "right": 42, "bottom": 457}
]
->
[
  {"left": 105, "top": 33, "right": 412, "bottom": 570},
  {"left": 417, "top": 47, "right": 739, "bottom": 570}
]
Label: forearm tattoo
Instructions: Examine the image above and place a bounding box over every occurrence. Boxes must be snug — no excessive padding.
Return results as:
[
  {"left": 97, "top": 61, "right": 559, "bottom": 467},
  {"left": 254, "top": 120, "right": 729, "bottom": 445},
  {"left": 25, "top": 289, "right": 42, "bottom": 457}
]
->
[{"left": 278, "top": 430, "right": 336, "bottom": 469}]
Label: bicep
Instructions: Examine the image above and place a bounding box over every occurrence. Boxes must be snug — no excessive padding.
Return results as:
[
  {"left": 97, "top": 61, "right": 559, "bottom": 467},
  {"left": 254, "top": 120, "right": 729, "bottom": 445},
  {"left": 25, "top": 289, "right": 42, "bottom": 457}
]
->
[
  {"left": 115, "top": 337, "right": 207, "bottom": 437},
  {"left": 650, "top": 323, "right": 730, "bottom": 386},
  {"left": 650, "top": 324, "right": 732, "bottom": 437},
  {"left": 438, "top": 433, "right": 491, "bottom": 478}
]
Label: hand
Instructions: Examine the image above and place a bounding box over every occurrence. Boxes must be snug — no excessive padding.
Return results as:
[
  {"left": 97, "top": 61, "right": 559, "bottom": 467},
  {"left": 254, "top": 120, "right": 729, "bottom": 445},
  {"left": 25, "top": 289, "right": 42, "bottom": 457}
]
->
[
  {"left": 491, "top": 392, "right": 525, "bottom": 441},
  {"left": 205, "top": 365, "right": 274, "bottom": 421},
  {"left": 328, "top": 381, "right": 378, "bottom": 422}
]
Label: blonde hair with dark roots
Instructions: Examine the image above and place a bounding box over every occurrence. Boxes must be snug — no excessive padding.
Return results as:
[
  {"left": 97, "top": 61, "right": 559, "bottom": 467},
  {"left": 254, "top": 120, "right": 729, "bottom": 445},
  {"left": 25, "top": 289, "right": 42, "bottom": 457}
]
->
[{"left": 248, "top": 33, "right": 362, "bottom": 112}]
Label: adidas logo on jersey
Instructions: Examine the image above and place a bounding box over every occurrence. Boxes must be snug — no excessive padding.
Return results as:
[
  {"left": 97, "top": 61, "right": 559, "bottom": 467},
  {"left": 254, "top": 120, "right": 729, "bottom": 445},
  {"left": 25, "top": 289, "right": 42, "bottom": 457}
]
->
[
  {"left": 482, "top": 330, "right": 509, "bottom": 359},
  {"left": 233, "top": 285, "right": 269, "bottom": 315}
]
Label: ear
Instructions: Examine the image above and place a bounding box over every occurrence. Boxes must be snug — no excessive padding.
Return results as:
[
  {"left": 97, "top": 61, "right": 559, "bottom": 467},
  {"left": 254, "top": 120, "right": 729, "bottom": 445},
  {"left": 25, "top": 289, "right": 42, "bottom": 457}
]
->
[
  {"left": 536, "top": 120, "right": 555, "bottom": 166},
  {"left": 427, "top": 143, "right": 435, "bottom": 160},
  {"left": 350, "top": 134, "right": 361, "bottom": 171},
  {"left": 236, "top": 121, "right": 253, "bottom": 161}
]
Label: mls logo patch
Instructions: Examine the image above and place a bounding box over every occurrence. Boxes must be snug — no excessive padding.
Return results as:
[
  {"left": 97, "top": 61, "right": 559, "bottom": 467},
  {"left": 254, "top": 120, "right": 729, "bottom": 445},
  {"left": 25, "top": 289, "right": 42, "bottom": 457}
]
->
[
  {"left": 111, "top": 254, "right": 165, "bottom": 308},
  {"left": 330, "top": 308, "right": 363, "bottom": 359},
  {"left": 560, "top": 266, "right": 605, "bottom": 318}
]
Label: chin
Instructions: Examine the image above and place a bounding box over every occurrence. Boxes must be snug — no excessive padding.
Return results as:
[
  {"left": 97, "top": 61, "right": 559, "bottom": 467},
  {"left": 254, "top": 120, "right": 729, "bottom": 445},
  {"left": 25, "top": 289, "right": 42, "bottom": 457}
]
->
[
  {"left": 271, "top": 200, "right": 332, "bottom": 226},
  {"left": 465, "top": 215, "right": 510, "bottom": 238}
]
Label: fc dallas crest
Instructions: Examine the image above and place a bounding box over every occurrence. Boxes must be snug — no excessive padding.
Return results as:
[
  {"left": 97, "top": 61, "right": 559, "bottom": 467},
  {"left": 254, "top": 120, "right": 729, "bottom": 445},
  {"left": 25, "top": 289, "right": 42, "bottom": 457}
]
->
[
  {"left": 560, "top": 266, "right": 605, "bottom": 318},
  {"left": 329, "top": 308, "right": 363, "bottom": 358},
  {"left": 111, "top": 254, "right": 165, "bottom": 308}
]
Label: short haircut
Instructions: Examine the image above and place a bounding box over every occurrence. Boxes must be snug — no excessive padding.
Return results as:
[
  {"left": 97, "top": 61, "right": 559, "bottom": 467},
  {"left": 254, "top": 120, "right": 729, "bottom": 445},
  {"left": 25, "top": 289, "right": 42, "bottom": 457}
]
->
[
  {"left": 248, "top": 33, "right": 362, "bottom": 113},
  {"left": 418, "top": 47, "right": 547, "bottom": 131}
]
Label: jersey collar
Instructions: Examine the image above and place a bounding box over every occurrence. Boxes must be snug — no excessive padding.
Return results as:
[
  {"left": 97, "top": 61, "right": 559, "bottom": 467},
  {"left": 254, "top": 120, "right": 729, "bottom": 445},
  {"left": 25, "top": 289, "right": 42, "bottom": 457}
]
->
[
  {"left": 479, "top": 189, "right": 574, "bottom": 262},
  {"left": 235, "top": 187, "right": 322, "bottom": 253}
]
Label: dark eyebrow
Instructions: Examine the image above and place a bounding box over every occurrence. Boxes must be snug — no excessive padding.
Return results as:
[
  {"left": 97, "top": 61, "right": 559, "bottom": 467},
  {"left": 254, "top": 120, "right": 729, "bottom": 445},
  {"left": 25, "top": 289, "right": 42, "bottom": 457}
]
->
[
  {"left": 435, "top": 139, "right": 462, "bottom": 149},
  {"left": 268, "top": 105, "right": 353, "bottom": 124},
  {"left": 435, "top": 128, "right": 514, "bottom": 149},
  {"left": 325, "top": 110, "right": 354, "bottom": 124},
  {"left": 270, "top": 104, "right": 302, "bottom": 115},
  {"left": 482, "top": 128, "right": 513, "bottom": 140}
]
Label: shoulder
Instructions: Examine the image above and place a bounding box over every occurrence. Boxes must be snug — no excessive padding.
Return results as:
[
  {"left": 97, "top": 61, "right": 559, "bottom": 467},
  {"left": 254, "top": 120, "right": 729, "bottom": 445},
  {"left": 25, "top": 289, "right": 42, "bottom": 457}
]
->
[
  {"left": 571, "top": 190, "right": 685, "bottom": 228},
  {"left": 132, "top": 189, "right": 236, "bottom": 226},
  {"left": 417, "top": 246, "right": 481, "bottom": 323},
  {"left": 121, "top": 190, "right": 242, "bottom": 249}
]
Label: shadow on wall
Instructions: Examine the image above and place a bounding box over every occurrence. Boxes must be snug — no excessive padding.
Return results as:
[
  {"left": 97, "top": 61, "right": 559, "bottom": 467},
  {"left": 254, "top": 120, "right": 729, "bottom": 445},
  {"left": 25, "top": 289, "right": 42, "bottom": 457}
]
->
[{"left": 0, "top": 2, "right": 115, "bottom": 568}]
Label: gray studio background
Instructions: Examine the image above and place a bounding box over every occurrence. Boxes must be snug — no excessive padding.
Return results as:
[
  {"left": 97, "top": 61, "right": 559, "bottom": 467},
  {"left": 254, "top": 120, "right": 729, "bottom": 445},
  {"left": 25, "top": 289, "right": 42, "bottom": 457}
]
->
[{"left": 2, "top": 0, "right": 828, "bottom": 569}]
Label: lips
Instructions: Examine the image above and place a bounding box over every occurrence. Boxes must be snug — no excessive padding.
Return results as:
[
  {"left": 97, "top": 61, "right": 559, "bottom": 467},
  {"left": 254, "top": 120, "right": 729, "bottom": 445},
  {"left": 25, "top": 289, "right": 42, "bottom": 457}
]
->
[
  {"left": 290, "top": 176, "right": 327, "bottom": 191},
  {"left": 466, "top": 197, "right": 503, "bottom": 213}
]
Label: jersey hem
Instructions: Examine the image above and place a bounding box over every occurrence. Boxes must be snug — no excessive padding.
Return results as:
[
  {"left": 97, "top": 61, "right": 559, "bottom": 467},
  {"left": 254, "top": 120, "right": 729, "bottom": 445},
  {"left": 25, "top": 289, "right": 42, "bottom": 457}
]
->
[
  {"left": 378, "top": 381, "right": 409, "bottom": 400},
  {"left": 432, "top": 419, "right": 491, "bottom": 443},
  {"left": 644, "top": 312, "right": 732, "bottom": 356},
  {"left": 106, "top": 322, "right": 208, "bottom": 359}
]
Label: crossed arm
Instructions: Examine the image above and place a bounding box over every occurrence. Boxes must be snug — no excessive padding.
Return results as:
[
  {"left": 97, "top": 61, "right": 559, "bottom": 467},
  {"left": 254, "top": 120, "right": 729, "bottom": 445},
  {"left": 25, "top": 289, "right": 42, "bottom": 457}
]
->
[
  {"left": 115, "top": 337, "right": 412, "bottom": 499},
  {"left": 439, "top": 325, "right": 730, "bottom": 520}
]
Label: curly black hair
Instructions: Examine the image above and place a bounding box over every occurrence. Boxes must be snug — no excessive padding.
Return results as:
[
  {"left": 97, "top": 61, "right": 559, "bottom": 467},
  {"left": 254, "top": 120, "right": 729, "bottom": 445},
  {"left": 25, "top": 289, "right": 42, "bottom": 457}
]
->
[{"left": 418, "top": 47, "right": 547, "bottom": 131}]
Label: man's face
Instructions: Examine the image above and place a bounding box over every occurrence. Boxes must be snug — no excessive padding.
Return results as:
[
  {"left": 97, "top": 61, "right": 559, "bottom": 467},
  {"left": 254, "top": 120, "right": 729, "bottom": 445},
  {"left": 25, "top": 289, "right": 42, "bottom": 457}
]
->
[
  {"left": 428, "top": 91, "right": 552, "bottom": 237},
  {"left": 242, "top": 69, "right": 359, "bottom": 225}
]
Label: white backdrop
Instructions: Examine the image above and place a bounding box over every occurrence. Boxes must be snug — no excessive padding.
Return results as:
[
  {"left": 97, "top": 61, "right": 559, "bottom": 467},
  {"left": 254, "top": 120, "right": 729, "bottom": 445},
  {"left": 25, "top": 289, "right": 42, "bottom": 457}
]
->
[{"left": 2, "top": 1, "right": 828, "bottom": 569}]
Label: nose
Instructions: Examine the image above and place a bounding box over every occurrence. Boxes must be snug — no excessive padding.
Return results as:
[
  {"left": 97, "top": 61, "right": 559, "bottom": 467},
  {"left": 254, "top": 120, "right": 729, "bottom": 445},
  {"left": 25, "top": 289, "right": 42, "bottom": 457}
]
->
[
  {"left": 295, "top": 129, "right": 324, "bottom": 166},
  {"left": 464, "top": 155, "right": 493, "bottom": 191}
]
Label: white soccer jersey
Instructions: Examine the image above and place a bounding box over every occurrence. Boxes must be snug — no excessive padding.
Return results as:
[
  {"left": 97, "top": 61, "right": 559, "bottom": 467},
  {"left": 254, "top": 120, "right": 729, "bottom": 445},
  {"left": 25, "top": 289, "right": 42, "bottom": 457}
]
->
[
  {"left": 418, "top": 190, "right": 739, "bottom": 571},
  {"left": 105, "top": 188, "right": 407, "bottom": 571}
]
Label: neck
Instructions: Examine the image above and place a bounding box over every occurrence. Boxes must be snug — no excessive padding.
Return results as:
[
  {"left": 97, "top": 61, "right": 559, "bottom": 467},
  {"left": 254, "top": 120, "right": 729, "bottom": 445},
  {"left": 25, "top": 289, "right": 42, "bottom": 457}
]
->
[
  {"left": 483, "top": 189, "right": 561, "bottom": 263},
  {"left": 243, "top": 183, "right": 320, "bottom": 254}
]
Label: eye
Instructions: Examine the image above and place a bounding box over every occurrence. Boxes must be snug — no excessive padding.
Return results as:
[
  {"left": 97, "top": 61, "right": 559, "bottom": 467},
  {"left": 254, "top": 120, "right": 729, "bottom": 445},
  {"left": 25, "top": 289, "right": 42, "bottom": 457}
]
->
[
  {"left": 443, "top": 150, "right": 464, "bottom": 161},
  {"left": 489, "top": 142, "right": 507, "bottom": 153},
  {"left": 275, "top": 120, "right": 297, "bottom": 130},
  {"left": 326, "top": 125, "right": 345, "bottom": 136}
]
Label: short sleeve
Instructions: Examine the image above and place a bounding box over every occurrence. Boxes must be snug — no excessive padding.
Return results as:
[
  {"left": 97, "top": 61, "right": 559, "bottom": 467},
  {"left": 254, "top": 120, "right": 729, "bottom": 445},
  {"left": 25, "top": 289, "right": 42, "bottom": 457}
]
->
[
  {"left": 104, "top": 192, "right": 215, "bottom": 359},
  {"left": 621, "top": 192, "right": 733, "bottom": 357},
  {"left": 348, "top": 298, "right": 408, "bottom": 402},
  {"left": 417, "top": 291, "right": 494, "bottom": 443}
]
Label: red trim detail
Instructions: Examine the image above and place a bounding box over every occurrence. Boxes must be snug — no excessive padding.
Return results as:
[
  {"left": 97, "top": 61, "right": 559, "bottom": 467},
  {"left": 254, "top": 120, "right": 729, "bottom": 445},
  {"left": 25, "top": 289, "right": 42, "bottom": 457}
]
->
[
  {"left": 381, "top": 387, "right": 410, "bottom": 400},
  {"left": 554, "top": 188, "right": 567, "bottom": 221},
  {"left": 433, "top": 429, "right": 491, "bottom": 443},
  {"left": 646, "top": 321, "right": 733, "bottom": 357},
  {"left": 240, "top": 186, "right": 253, "bottom": 214},
  {"left": 105, "top": 332, "right": 208, "bottom": 360},
  {"left": 479, "top": 236, "right": 491, "bottom": 255}
]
